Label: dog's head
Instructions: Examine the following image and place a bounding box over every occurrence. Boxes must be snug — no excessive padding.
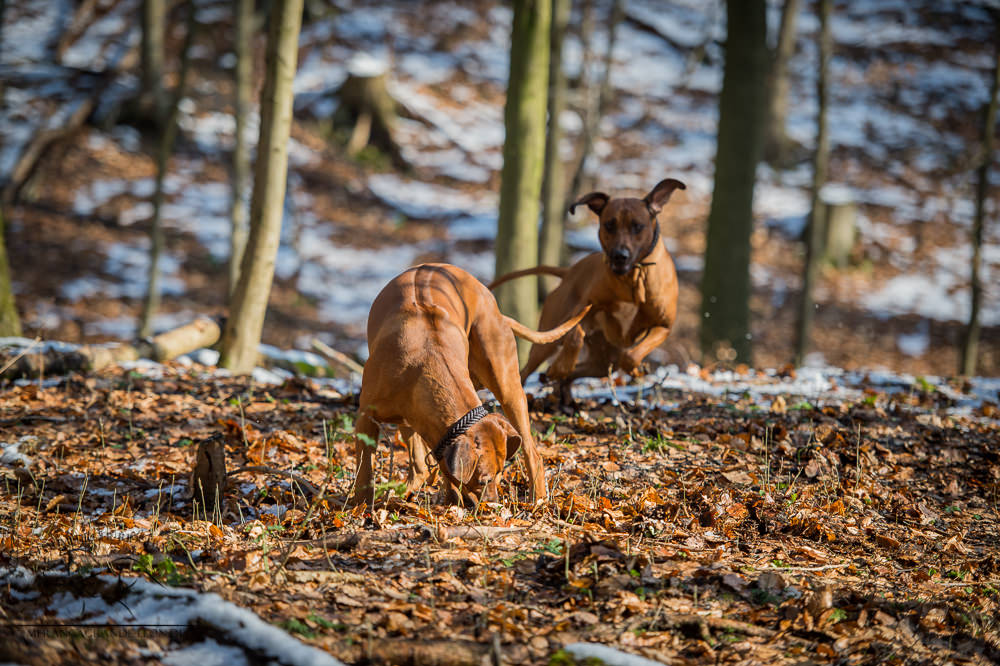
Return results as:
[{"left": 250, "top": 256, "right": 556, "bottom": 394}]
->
[
  {"left": 570, "top": 178, "right": 686, "bottom": 275},
  {"left": 437, "top": 413, "right": 522, "bottom": 504}
]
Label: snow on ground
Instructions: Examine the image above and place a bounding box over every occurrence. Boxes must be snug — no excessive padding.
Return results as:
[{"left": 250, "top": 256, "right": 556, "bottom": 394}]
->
[{"left": 0, "top": 567, "right": 347, "bottom": 666}]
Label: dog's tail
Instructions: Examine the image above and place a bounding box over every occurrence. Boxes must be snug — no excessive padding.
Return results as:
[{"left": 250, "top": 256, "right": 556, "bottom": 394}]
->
[
  {"left": 488, "top": 265, "right": 569, "bottom": 291},
  {"left": 503, "top": 304, "right": 591, "bottom": 345}
]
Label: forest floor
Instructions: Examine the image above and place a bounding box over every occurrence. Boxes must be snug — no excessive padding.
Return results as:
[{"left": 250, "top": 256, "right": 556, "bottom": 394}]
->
[{"left": 1, "top": 362, "right": 999, "bottom": 665}]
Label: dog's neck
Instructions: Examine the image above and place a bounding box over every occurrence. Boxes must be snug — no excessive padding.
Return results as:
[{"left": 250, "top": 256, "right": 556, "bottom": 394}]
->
[
  {"left": 637, "top": 221, "right": 661, "bottom": 268},
  {"left": 431, "top": 404, "right": 488, "bottom": 461}
]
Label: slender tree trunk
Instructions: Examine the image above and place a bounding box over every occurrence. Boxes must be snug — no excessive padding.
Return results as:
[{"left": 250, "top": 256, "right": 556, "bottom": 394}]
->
[
  {"left": 792, "top": 0, "right": 831, "bottom": 366},
  {"left": 220, "top": 0, "right": 304, "bottom": 374},
  {"left": 495, "top": 0, "right": 551, "bottom": 360},
  {"left": 538, "top": 0, "right": 571, "bottom": 298},
  {"left": 138, "top": 4, "right": 197, "bottom": 338},
  {"left": 141, "top": 0, "right": 167, "bottom": 117},
  {"left": 0, "top": 0, "right": 6, "bottom": 108},
  {"left": 566, "top": 0, "right": 623, "bottom": 202},
  {"left": 763, "top": 0, "right": 801, "bottom": 167},
  {"left": 0, "top": 206, "right": 21, "bottom": 337},
  {"left": 699, "top": 0, "right": 767, "bottom": 365},
  {"left": 229, "top": 0, "right": 253, "bottom": 298},
  {"left": 961, "top": 16, "right": 1000, "bottom": 376}
]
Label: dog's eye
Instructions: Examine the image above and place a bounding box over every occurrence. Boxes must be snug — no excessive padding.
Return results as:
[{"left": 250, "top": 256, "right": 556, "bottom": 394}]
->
[
  {"left": 602, "top": 222, "right": 615, "bottom": 233},
  {"left": 631, "top": 224, "right": 642, "bottom": 235}
]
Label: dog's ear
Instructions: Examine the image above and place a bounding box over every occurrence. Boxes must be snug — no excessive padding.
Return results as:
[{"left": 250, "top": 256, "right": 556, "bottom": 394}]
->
[
  {"left": 569, "top": 192, "right": 610, "bottom": 217},
  {"left": 440, "top": 441, "right": 476, "bottom": 486},
  {"left": 643, "top": 178, "right": 686, "bottom": 215},
  {"left": 500, "top": 419, "right": 523, "bottom": 461}
]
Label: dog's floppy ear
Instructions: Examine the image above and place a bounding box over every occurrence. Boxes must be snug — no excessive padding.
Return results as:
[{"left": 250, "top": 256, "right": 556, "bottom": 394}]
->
[
  {"left": 500, "top": 419, "right": 523, "bottom": 461},
  {"left": 569, "top": 191, "right": 609, "bottom": 217},
  {"left": 440, "top": 441, "right": 476, "bottom": 486},
  {"left": 643, "top": 178, "right": 686, "bottom": 215}
]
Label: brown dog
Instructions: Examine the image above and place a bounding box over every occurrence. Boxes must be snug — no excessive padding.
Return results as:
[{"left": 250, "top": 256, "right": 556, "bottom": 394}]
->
[
  {"left": 490, "top": 179, "right": 685, "bottom": 402},
  {"left": 349, "top": 264, "right": 590, "bottom": 507}
]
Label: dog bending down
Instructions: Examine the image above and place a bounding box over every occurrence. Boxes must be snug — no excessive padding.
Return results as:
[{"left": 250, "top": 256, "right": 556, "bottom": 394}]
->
[
  {"left": 349, "top": 263, "right": 590, "bottom": 507},
  {"left": 490, "top": 178, "right": 685, "bottom": 400}
]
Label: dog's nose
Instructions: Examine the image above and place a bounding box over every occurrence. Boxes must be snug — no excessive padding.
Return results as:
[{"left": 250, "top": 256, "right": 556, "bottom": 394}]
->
[{"left": 611, "top": 248, "right": 631, "bottom": 264}]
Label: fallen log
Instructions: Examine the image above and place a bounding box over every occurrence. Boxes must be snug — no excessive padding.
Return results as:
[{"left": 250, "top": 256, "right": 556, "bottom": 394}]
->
[
  {"left": 0, "top": 316, "right": 221, "bottom": 380},
  {"left": 350, "top": 639, "right": 491, "bottom": 666}
]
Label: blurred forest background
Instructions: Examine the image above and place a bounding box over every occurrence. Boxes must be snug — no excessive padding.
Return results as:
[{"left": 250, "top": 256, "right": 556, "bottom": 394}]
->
[{"left": 0, "top": 0, "right": 998, "bottom": 378}]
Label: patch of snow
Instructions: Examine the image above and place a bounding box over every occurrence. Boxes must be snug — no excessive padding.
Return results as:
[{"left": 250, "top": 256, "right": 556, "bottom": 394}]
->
[
  {"left": 1, "top": 436, "right": 37, "bottom": 467},
  {"left": 367, "top": 174, "right": 495, "bottom": 220},
  {"left": 896, "top": 321, "right": 930, "bottom": 358},
  {"left": 162, "top": 639, "right": 249, "bottom": 666},
  {"left": 564, "top": 642, "right": 668, "bottom": 666}
]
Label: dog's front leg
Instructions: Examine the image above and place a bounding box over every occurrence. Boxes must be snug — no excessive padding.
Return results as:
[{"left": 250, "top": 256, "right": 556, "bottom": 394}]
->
[
  {"left": 400, "top": 426, "right": 436, "bottom": 497},
  {"left": 620, "top": 325, "right": 670, "bottom": 375}
]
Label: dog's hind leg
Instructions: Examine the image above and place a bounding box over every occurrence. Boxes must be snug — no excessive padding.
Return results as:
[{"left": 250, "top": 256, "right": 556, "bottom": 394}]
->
[{"left": 348, "top": 412, "right": 378, "bottom": 508}]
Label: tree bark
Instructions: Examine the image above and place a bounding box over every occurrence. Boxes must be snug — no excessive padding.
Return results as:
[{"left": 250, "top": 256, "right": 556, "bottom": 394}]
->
[
  {"left": 763, "top": 0, "right": 801, "bottom": 167},
  {"left": 0, "top": 206, "right": 21, "bottom": 337},
  {"left": 495, "top": 0, "right": 551, "bottom": 360},
  {"left": 192, "top": 435, "right": 226, "bottom": 524},
  {"left": 793, "top": 0, "right": 831, "bottom": 367},
  {"left": 699, "top": 0, "right": 767, "bottom": 366},
  {"left": 537, "top": 0, "right": 571, "bottom": 298},
  {"left": 219, "top": 0, "right": 304, "bottom": 374},
  {"left": 139, "top": 3, "right": 197, "bottom": 339},
  {"left": 961, "top": 15, "right": 1000, "bottom": 376},
  {"left": 229, "top": 0, "right": 254, "bottom": 298},
  {"left": 140, "top": 0, "right": 167, "bottom": 118}
]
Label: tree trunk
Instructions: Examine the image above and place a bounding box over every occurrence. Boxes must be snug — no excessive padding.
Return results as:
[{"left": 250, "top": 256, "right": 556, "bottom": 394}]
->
[
  {"left": 495, "top": 0, "right": 551, "bottom": 360},
  {"left": 699, "top": 0, "right": 767, "bottom": 366},
  {"left": 961, "top": 15, "right": 1000, "bottom": 376},
  {"left": 566, "top": 0, "right": 623, "bottom": 203},
  {"left": 793, "top": 0, "right": 831, "bottom": 367},
  {"left": 140, "top": 0, "right": 167, "bottom": 118},
  {"left": 537, "top": 0, "right": 571, "bottom": 298},
  {"left": 229, "top": 0, "right": 254, "bottom": 298},
  {"left": 0, "top": 206, "right": 21, "bottom": 337},
  {"left": 219, "top": 0, "right": 304, "bottom": 374},
  {"left": 139, "top": 4, "right": 197, "bottom": 339},
  {"left": 763, "top": 0, "right": 801, "bottom": 167}
]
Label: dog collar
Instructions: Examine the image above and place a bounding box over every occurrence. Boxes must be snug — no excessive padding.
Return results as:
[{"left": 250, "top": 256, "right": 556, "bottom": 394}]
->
[
  {"left": 431, "top": 405, "right": 489, "bottom": 461},
  {"left": 637, "top": 222, "right": 660, "bottom": 268}
]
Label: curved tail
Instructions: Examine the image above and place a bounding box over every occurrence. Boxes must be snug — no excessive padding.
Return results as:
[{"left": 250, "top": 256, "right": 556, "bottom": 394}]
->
[
  {"left": 503, "top": 304, "right": 591, "bottom": 344},
  {"left": 488, "top": 265, "right": 569, "bottom": 290}
]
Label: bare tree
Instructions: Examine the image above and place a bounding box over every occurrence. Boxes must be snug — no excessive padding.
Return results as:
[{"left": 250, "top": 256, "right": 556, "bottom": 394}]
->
[
  {"left": 495, "top": 0, "right": 551, "bottom": 358},
  {"left": 140, "top": 0, "right": 167, "bottom": 118},
  {"left": 961, "top": 13, "right": 1000, "bottom": 376},
  {"left": 0, "top": 206, "right": 21, "bottom": 337},
  {"left": 763, "top": 0, "right": 801, "bottom": 167},
  {"left": 699, "top": 0, "right": 767, "bottom": 365},
  {"left": 792, "top": 0, "right": 832, "bottom": 366},
  {"left": 138, "top": 4, "right": 197, "bottom": 338},
  {"left": 565, "top": 0, "right": 623, "bottom": 202},
  {"left": 229, "top": 0, "right": 254, "bottom": 297},
  {"left": 537, "top": 0, "right": 571, "bottom": 297},
  {"left": 220, "top": 0, "right": 304, "bottom": 374}
]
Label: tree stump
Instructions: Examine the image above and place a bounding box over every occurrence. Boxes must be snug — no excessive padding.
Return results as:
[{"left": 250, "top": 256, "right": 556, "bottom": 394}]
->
[
  {"left": 818, "top": 184, "right": 857, "bottom": 268},
  {"left": 191, "top": 434, "right": 226, "bottom": 524},
  {"left": 332, "top": 54, "right": 407, "bottom": 167}
]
